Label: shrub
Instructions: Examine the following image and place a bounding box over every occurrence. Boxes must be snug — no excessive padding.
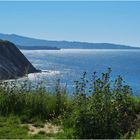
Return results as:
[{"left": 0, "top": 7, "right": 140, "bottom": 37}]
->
[{"left": 71, "top": 68, "right": 139, "bottom": 139}]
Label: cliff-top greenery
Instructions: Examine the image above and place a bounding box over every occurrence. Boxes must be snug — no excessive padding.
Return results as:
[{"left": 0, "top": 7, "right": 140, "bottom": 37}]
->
[{"left": 0, "top": 68, "right": 139, "bottom": 139}]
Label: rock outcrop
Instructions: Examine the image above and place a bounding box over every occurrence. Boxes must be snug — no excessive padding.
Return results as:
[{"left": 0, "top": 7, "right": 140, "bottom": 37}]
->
[{"left": 0, "top": 40, "right": 38, "bottom": 80}]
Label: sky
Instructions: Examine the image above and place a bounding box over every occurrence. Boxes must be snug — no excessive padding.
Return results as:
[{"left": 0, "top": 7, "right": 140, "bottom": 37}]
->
[{"left": 0, "top": 1, "right": 140, "bottom": 47}]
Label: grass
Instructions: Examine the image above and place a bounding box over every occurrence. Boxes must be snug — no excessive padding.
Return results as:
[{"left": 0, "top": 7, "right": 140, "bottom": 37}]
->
[
  {"left": 0, "top": 69, "right": 139, "bottom": 139},
  {"left": 0, "top": 116, "right": 63, "bottom": 139},
  {"left": 131, "top": 129, "right": 140, "bottom": 139},
  {"left": 0, "top": 116, "right": 29, "bottom": 139},
  {"left": 32, "top": 121, "right": 44, "bottom": 128}
]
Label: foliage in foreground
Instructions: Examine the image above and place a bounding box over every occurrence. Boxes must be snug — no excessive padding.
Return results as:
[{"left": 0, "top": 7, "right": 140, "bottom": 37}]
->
[
  {"left": 63, "top": 68, "right": 140, "bottom": 139},
  {"left": 0, "top": 79, "right": 69, "bottom": 122},
  {"left": 0, "top": 116, "right": 28, "bottom": 139},
  {"left": 0, "top": 68, "right": 139, "bottom": 139}
]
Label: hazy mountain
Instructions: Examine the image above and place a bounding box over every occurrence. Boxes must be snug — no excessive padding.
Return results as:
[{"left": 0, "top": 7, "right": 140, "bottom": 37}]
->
[
  {"left": 0, "top": 40, "right": 38, "bottom": 80},
  {"left": 0, "top": 33, "right": 139, "bottom": 49},
  {"left": 17, "top": 45, "right": 60, "bottom": 50}
]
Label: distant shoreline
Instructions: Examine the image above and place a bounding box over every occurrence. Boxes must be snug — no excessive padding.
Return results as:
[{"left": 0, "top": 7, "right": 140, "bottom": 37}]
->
[
  {"left": 20, "top": 48, "right": 140, "bottom": 51},
  {"left": 18, "top": 45, "right": 61, "bottom": 50}
]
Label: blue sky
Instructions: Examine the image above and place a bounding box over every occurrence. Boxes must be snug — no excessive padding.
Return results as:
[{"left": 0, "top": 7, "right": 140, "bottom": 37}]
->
[{"left": 0, "top": 1, "right": 140, "bottom": 47}]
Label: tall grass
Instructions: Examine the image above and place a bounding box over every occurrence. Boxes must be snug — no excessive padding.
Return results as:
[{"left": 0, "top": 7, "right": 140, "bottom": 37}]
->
[
  {"left": 0, "top": 79, "right": 69, "bottom": 122},
  {"left": 0, "top": 68, "right": 139, "bottom": 139}
]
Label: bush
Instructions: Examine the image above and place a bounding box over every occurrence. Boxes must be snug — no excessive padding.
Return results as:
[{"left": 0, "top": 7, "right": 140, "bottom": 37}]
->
[{"left": 70, "top": 68, "right": 139, "bottom": 139}]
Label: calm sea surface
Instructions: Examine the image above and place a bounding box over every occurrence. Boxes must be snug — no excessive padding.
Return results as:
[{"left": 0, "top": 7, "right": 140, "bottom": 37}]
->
[{"left": 21, "top": 49, "right": 140, "bottom": 96}]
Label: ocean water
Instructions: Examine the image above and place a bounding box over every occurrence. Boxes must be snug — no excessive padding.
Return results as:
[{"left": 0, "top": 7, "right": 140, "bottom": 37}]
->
[{"left": 21, "top": 49, "right": 140, "bottom": 96}]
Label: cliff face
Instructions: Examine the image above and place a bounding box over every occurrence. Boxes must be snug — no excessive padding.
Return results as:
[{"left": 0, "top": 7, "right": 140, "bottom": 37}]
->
[{"left": 0, "top": 40, "right": 38, "bottom": 80}]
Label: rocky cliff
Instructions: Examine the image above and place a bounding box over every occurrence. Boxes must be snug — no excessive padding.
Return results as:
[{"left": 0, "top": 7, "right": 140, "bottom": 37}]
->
[{"left": 0, "top": 40, "right": 38, "bottom": 80}]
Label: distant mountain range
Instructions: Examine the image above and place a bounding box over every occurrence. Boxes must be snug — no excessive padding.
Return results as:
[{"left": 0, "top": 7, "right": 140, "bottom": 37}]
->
[{"left": 0, "top": 33, "right": 139, "bottom": 50}]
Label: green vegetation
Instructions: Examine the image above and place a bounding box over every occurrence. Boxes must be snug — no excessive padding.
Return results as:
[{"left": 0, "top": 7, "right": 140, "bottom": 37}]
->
[
  {"left": 0, "top": 68, "right": 139, "bottom": 139},
  {"left": 0, "top": 116, "right": 28, "bottom": 139},
  {"left": 131, "top": 129, "right": 140, "bottom": 139}
]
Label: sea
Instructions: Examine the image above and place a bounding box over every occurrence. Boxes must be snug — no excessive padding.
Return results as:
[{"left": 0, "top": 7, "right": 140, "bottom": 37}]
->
[{"left": 21, "top": 49, "right": 140, "bottom": 96}]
